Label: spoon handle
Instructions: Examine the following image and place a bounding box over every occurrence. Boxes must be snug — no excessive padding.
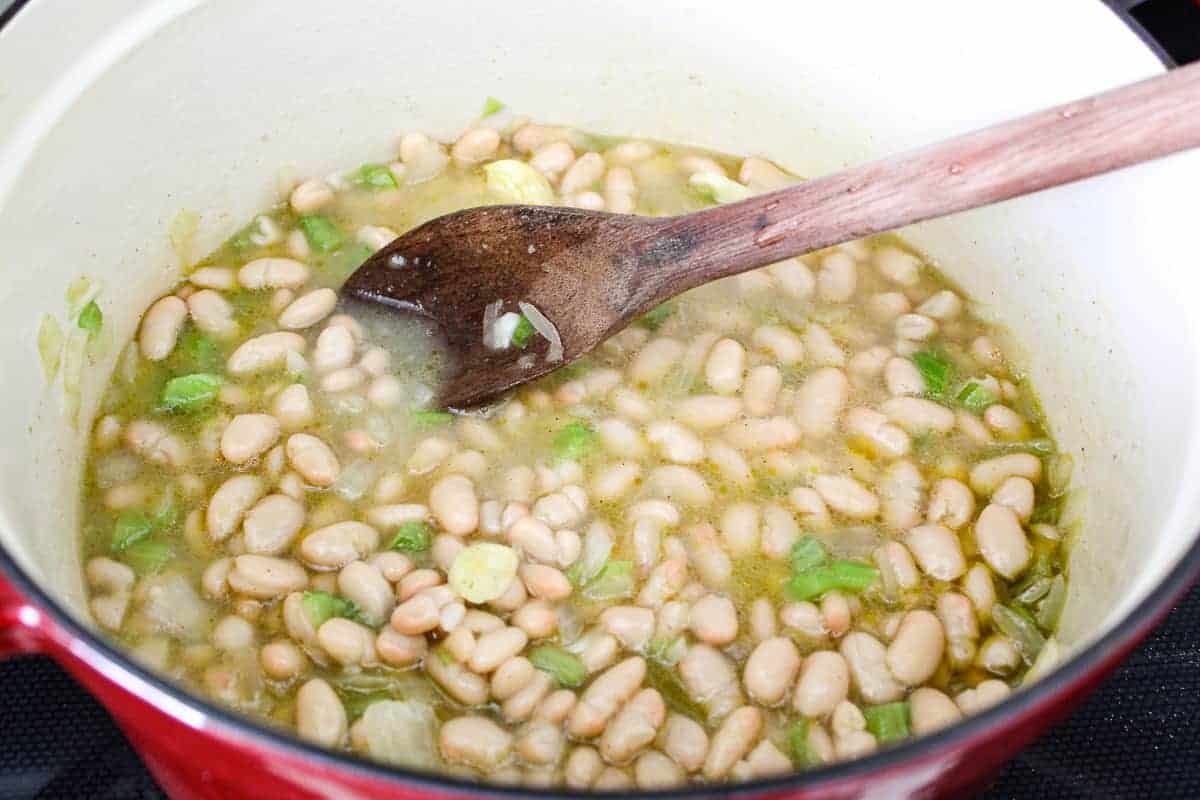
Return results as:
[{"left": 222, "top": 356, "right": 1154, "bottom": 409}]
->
[{"left": 649, "top": 60, "right": 1200, "bottom": 295}]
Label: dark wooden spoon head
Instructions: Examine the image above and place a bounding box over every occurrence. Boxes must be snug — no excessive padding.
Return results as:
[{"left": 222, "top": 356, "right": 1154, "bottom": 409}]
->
[{"left": 341, "top": 204, "right": 677, "bottom": 409}]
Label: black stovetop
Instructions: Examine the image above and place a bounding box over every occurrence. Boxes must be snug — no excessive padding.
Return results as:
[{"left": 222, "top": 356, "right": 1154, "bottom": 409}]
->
[{"left": 1, "top": 1, "right": 1197, "bottom": 798}]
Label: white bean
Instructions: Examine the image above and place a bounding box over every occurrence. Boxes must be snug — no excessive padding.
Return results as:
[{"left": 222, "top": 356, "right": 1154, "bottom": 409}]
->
[
  {"left": 969, "top": 453, "right": 1041, "bottom": 495},
  {"left": 718, "top": 503, "right": 759, "bottom": 556},
  {"left": 905, "top": 524, "right": 967, "bottom": 581},
  {"left": 743, "top": 365, "right": 782, "bottom": 416},
  {"left": 794, "top": 367, "right": 848, "bottom": 437},
  {"left": 429, "top": 475, "right": 478, "bottom": 535},
  {"left": 886, "top": 610, "right": 945, "bottom": 685},
  {"left": 689, "top": 594, "right": 739, "bottom": 646},
  {"left": 296, "top": 678, "right": 347, "bottom": 747},
  {"left": 227, "top": 332, "right": 307, "bottom": 375},
  {"left": 673, "top": 395, "right": 743, "bottom": 430},
  {"left": 272, "top": 384, "right": 315, "bottom": 431},
  {"left": 743, "top": 637, "right": 801, "bottom": 706},
  {"left": 752, "top": 325, "right": 804, "bottom": 365},
  {"left": 439, "top": 716, "right": 512, "bottom": 769},
  {"left": 138, "top": 296, "right": 187, "bottom": 361},
  {"left": 881, "top": 396, "right": 956, "bottom": 433},
  {"left": 818, "top": 251, "right": 857, "bottom": 303},
  {"left": 927, "top": 478, "right": 975, "bottom": 529},
  {"left": 630, "top": 338, "right": 683, "bottom": 385},
  {"left": 238, "top": 257, "right": 309, "bottom": 290},
  {"left": 286, "top": 433, "right": 340, "bottom": 487},
  {"left": 793, "top": 650, "right": 850, "bottom": 717},
  {"left": 703, "top": 706, "right": 762, "bottom": 780},
  {"left": 278, "top": 288, "right": 337, "bottom": 330},
  {"left": 992, "top": 476, "right": 1035, "bottom": 522},
  {"left": 207, "top": 475, "right": 266, "bottom": 542},
  {"left": 705, "top": 338, "right": 746, "bottom": 395},
  {"left": 974, "top": 503, "right": 1031, "bottom": 579},
  {"left": 187, "top": 290, "right": 238, "bottom": 339},
  {"left": 299, "top": 521, "right": 379, "bottom": 569},
  {"left": 312, "top": 325, "right": 356, "bottom": 374},
  {"left": 909, "top": 687, "right": 963, "bottom": 734},
  {"left": 451, "top": 127, "right": 501, "bottom": 166},
  {"left": 220, "top": 413, "right": 280, "bottom": 464},
  {"left": 813, "top": 474, "right": 879, "bottom": 519},
  {"left": 290, "top": 178, "right": 334, "bottom": 214},
  {"left": 567, "top": 656, "right": 646, "bottom": 738},
  {"left": 884, "top": 356, "right": 925, "bottom": 396},
  {"left": 839, "top": 631, "right": 904, "bottom": 703},
  {"left": 243, "top": 494, "right": 305, "bottom": 555}
]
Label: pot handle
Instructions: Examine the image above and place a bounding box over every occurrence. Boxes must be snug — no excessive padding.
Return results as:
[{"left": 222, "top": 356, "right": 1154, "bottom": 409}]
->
[{"left": 0, "top": 572, "right": 48, "bottom": 657}]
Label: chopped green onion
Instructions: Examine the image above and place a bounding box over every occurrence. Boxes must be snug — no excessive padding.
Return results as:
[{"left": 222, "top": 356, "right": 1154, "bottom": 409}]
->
[
  {"left": 955, "top": 381, "right": 995, "bottom": 414},
  {"left": 123, "top": 538, "right": 172, "bottom": 575},
  {"left": 302, "top": 590, "right": 362, "bottom": 628},
  {"left": 788, "top": 720, "right": 815, "bottom": 767},
  {"left": 388, "top": 521, "right": 432, "bottom": 553},
  {"left": 350, "top": 163, "right": 399, "bottom": 191},
  {"left": 510, "top": 314, "right": 536, "bottom": 349},
  {"left": 299, "top": 215, "right": 345, "bottom": 253},
  {"left": 160, "top": 373, "right": 223, "bottom": 412},
  {"left": 111, "top": 511, "right": 154, "bottom": 552},
  {"left": 77, "top": 300, "right": 103, "bottom": 337},
  {"left": 1035, "top": 574, "right": 1067, "bottom": 630},
  {"left": 790, "top": 536, "right": 830, "bottom": 573},
  {"left": 582, "top": 559, "right": 635, "bottom": 601},
  {"left": 911, "top": 350, "right": 953, "bottom": 399},
  {"left": 553, "top": 422, "right": 596, "bottom": 461},
  {"left": 411, "top": 409, "right": 453, "bottom": 429},
  {"left": 992, "top": 603, "right": 1046, "bottom": 664},
  {"left": 639, "top": 303, "right": 674, "bottom": 331},
  {"left": 481, "top": 96, "right": 505, "bottom": 118},
  {"left": 528, "top": 645, "right": 587, "bottom": 687},
  {"left": 784, "top": 560, "right": 879, "bottom": 602},
  {"left": 551, "top": 358, "right": 592, "bottom": 383},
  {"left": 864, "top": 702, "right": 910, "bottom": 744}
]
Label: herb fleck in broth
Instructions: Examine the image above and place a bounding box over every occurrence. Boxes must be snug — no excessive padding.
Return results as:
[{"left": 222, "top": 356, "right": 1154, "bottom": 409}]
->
[{"left": 80, "top": 119, "right": 1072, "bottom": 786}]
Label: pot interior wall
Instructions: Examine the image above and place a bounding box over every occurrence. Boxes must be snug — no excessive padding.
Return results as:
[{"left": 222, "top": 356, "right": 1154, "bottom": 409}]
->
[{"left": 1, "top": 0, "right": 1198, "bottom": 679}]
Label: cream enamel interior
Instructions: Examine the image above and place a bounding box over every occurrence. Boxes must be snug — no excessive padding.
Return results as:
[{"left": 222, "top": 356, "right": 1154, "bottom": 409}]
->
[{"left": 0, "top": 0, "right": 1198, "bottom": 718}]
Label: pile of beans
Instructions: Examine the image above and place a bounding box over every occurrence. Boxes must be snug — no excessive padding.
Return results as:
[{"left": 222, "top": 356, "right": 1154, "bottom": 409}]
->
[{"left": 80, "top": 119, "right": 1070, "bottom": 788}]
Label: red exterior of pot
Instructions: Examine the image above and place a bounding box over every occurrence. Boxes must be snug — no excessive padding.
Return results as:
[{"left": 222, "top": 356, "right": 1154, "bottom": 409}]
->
[{"left": 0, "top": 567, "right": 1190, "bottom": 800}]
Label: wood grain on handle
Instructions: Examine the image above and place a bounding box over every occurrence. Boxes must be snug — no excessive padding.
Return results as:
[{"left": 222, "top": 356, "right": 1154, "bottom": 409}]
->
[{"left": 649, "top": 61, "right": 1200, "bottom": 295}]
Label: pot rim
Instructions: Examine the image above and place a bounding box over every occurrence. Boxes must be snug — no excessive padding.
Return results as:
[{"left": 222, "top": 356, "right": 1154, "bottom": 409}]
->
[{"left": 0, "top": 0, "right": 1196, "bottom": 795}]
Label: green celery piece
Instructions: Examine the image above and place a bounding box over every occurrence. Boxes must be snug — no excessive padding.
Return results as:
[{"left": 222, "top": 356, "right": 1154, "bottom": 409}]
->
[
  {"left": 790, "top": 536, "right": 829, "bottom": 573},
  {"left": 784, "top": 560, "right": 879, "bottom": 602},
  {"left": 1013, "top": 576, "right": 1052, "bottom": 605},
  {"left": 124, "top": 538, "right": 172, "bottom": 575},
  {"left": 328, "top": 242, "right": 375, "bottom": 279},
  {"left": 550, "top": 358, "right": 592, "bottom": 383},
  {"left": 583, "top": 559, "right": 634, "bottom": 600},
  {"left": 992, "top": 603, "right": 1046, "bottom": 664},
  {"left": 528, "top": 645, "right": 587, "bottom": 687},
  {"left": 411, "top": 409, "right": 453, "bottom": 429},
  {"left": 510, "top": 314, "right": 536, "bottom": 348},
  {"left": 864, "top": 702, "right": 910, "bottom": 744},
  {"left": 788, "top": 720, "right": 815, "bottom": 767},
  {"left": 955, "top": 381, "right": 995, "bottom": 414},
  {"left": 553, "top": 422, "right": 596, "bottom": 461},
  {"left": 1035, "top": 574, "right": 1067, "bottom": 630},
  {"left": 984, "top": 438, "right": 1056, "bottom": 457},
  {"left": 342, "top": 691, "right": 391, "bottom": 721},
  {"left": 111, "top": 510, "right": 154, "bottom": 552},
  {"left": 639, "top": 303, "right": 674, "bottom": 331},
  {"left": 161, "top": 373, "right": 223, "bottom": 412},
  {"left": 299, "top": 215, "right": 345, "bottom": 253},
  {"left": 77, "top": 300, "right": 103, "bottom": 337},
  {"left": 828, "top": 560, "right": 879, "bottom": 592},
  {"left": 481, "top": 96, "right": 505, "bottom": 118},
  {"left": 351, "top": 163, "right": 399, "bottom": 191},
  {"left": 911, "top": 350, "right": 953, "bottom": 399},
  {"left": 388, "top": 521, "right": 432, "bottom": 553},
  {"left": 302, "top": 590, "right": 362, "bottom": 628}
]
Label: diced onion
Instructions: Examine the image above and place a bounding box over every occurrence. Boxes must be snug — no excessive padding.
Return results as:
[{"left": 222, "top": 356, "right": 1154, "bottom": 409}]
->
[
  {"left": 482, "top": 299, "right": 503, "bottom": 346},
  {"left": 334, "top": 459, "right": 378, "bottom": 501},
  {"left": 486, "top": 312, "right": 521, "bottom": 350},
  {"left": 518, "top": 301, "right": 563, "bottom": 363},
  {"left": 37, "top": 314, "right": 65, "bottom": 381}
]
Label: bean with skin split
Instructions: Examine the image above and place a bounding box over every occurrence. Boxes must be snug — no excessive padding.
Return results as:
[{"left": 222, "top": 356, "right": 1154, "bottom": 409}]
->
[
  {"left": 239, "top": 257, "right": 309, "bottom": 290},
  {"left": 227, "top": 332, "right": 307, "bottom": 376},
  {"left": 469, "top": 627, "right": 529, "bottom": 674},
  {"left": 207, "top": 475, "right": 265, "bottom": 542},
  {"left": 242, "top": 494, "right": 305, "bottom": 555},
  {"left": 840, "top": 631, "right": 904, "bottom": 704},
  {"left": 679, "top": 644, "right": 743, "bottom": 721},
  {"left": 601, "top": 605, "right": 655, "bottom": 650},
  {"left": 426, "top": 649, "right": 489, "bottom": 706},
  {"left": 187, "top": 290, "right": 238, "bottom": 339},
  {"left": 299, "top": 521, "right": 379, "bottom": 569},
  {"left": 970, "top": 453, "right": 1042, "bottom": 495},
  {"left": 375, "top": 628, "right": 427, "bottom": 667},
  {"left": 992, "top": 476, "right": 1035, "bottom": 522},
  {"left": 813, "top": 474, "right": 879, "bottom": 519},
  {"left": 636, "top": 751, "right": 686, "bottom": 789},
  {"left": 928, "top": 478, "right": 975, "bottom": 529}
]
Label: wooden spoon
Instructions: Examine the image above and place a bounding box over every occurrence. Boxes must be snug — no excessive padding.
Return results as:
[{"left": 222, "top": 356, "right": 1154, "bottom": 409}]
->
[{"left": 343, "top": 62, "right": 1200, "bottom": 409}]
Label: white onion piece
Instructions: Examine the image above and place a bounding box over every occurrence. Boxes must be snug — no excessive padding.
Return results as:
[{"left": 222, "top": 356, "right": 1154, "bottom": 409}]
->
[
  {"left": 482, "top": 299, "right": 503, "bottom": 346},
  {"left": 334, "top": 459, "right": 377, "bottom": 501},
  {"left": 518, "top": 301, "right": 563, "bottom": 362},
  {"left": 486, "top": 312, "right": 521, "bottom": 351}
]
